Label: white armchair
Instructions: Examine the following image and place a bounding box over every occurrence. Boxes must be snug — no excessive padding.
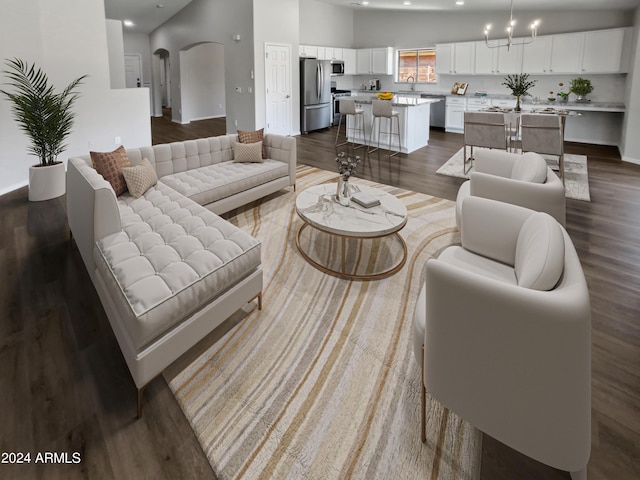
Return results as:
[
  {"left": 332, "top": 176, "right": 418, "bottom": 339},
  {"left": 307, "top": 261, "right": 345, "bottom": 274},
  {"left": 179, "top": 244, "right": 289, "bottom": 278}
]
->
[
  {"left": 413, "top": 196, "right": 591, "bottom": 480},
  {"left": 456, "top": 149, "right": 566, "bottom": 228}
]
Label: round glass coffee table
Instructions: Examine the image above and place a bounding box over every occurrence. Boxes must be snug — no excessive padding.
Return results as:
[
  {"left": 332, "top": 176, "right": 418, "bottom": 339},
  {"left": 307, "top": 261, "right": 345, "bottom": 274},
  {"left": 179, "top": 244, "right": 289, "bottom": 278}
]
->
[{"left": 295, "top": 183, "right": 408, "bottom": 280}]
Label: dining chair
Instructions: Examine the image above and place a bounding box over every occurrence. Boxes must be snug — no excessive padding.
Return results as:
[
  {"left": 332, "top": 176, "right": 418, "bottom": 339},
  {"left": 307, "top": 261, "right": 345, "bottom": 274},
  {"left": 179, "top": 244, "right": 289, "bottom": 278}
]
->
[
  {"left": 463, "top": 111, "right": 509, "bottom": 174},
  {"left": 520, "top": 114, "right": 565, "bottom": 183}
]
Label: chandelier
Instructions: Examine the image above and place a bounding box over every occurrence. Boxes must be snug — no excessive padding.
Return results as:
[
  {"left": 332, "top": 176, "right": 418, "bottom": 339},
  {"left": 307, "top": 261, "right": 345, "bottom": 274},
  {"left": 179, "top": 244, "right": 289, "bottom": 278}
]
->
[{"left": 484, "top": 0, "right": 540, "bottom": 51}]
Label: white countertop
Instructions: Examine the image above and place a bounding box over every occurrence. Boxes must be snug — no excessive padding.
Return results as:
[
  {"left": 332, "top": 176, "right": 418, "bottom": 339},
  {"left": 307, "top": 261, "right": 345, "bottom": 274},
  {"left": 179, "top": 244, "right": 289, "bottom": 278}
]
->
[{"left": 347, "top": 95, "right": 441, "bottom": 107}]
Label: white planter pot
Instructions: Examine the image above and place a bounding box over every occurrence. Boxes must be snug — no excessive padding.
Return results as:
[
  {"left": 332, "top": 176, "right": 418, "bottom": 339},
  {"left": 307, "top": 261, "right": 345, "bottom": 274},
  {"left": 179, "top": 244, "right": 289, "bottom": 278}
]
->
[{"left": 28, "top": 162, "right": 66, "bottom": 201}]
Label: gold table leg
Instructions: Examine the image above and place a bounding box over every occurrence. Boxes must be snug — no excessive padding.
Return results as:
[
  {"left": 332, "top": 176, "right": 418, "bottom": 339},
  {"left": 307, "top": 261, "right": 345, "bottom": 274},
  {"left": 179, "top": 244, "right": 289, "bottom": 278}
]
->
[{"left": 295, "top": 221, "right": 407, "bottom": 281}]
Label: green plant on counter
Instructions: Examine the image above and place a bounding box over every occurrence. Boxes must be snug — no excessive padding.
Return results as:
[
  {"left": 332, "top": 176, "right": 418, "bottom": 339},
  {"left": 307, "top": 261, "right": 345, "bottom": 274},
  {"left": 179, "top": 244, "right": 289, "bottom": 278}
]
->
[
  {"left": 570, "top": 77, "right": 594, "bottom": 96},
  {"left": 501, "top": 73, "right": 537, "bottom": 97}
]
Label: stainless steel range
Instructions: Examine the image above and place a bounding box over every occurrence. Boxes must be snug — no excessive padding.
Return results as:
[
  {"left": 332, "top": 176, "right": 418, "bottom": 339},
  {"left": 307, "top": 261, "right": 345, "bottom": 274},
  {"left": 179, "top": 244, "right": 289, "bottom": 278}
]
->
[{"left": 331, "top": 87, "right": 351, "bottom": 126}]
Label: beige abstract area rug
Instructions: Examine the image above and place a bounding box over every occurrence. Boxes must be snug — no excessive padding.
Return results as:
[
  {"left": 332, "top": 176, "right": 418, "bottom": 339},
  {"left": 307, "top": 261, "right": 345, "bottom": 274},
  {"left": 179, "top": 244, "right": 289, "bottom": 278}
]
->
[
  {"left": 163, "top": 165, "right": 481, "bottom": 480},
  {"left": 436, "top": 147, "right": 590, "bottom": 201}
]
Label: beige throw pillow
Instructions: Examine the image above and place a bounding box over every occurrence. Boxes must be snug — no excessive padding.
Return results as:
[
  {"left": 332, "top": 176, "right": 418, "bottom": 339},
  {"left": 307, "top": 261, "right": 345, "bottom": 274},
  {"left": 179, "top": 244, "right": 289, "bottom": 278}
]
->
[
  {"left": 91, "top": 145, "right": 131, "bottom": 196},
  {"left": 237, "top": 128, "right": 267, "bottom": 158},
  {"left": 121, "top": 158, "right": 158, "bottom": 198},
  {"left": 233, "top": 141, "right": 263, "bottom": 163}
]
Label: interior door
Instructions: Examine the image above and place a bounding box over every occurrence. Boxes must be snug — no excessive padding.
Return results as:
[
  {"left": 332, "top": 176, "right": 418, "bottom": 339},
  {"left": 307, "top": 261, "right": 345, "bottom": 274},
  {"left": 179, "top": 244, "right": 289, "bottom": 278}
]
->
[
  {"left": 265, "top": 44, "right": 292, "bottom": 136},
  {"left": 124, "top": 54, "right": 142, "bottom": 88}
]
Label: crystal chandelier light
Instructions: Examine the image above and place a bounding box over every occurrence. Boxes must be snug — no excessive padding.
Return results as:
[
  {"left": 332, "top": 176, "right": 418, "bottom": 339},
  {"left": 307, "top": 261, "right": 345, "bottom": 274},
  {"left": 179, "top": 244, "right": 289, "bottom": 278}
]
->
[{"left": 484, "top": 0, "right": 540, "bottom": 51}]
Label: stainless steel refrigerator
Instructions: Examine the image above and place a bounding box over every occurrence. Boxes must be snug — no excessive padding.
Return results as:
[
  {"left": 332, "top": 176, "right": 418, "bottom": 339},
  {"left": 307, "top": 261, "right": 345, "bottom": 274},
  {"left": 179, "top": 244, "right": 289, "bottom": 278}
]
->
[{"left": 300, "top": 58, "right": 331, "bottom": 134}]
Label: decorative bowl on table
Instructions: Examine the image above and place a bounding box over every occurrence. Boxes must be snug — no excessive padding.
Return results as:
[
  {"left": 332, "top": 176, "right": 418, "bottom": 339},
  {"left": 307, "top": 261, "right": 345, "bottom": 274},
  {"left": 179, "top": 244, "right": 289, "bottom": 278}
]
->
[
  {"left": 376, "top": 92, "right": 394, "bottom": 100},
  {"left": 547, "top": 97, "right": 556, "bottom": 102}
]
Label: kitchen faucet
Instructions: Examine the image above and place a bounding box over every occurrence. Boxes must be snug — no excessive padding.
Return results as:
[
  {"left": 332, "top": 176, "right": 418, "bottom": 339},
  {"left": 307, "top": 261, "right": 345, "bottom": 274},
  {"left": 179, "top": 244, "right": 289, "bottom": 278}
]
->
[{"left": 406, "top": 76, "right": 415, "bottom": 90}]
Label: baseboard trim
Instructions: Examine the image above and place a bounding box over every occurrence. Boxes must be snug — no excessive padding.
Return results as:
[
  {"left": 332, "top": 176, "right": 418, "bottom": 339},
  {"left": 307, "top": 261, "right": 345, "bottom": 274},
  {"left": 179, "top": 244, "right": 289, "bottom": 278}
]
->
[{"left": 622, "top": 155, "right": 640, "bottom": 165}]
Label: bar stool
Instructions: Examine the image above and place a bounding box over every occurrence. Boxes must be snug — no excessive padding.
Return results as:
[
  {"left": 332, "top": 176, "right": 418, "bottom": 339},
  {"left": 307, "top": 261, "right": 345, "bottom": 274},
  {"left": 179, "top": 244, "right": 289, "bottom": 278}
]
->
[
  {"left": 368, "top": 100, "right": 402, "bottom": 158},
  {"left": 335, "top": 99, "right": 365, "bottom": 156}
]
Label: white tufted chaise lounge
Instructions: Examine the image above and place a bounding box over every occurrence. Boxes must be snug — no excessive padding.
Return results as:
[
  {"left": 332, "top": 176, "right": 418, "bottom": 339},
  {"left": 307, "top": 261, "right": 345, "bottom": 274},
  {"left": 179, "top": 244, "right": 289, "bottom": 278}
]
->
[{"left": 67, "top": 133, "right": 296, "bottom": 416}]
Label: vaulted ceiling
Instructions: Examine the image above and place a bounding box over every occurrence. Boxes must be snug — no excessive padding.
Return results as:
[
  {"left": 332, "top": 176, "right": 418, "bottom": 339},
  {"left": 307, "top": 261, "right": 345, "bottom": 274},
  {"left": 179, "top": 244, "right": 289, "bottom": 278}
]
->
[{"left": 103, "top": 0, "right": 640, "bottom": 34}]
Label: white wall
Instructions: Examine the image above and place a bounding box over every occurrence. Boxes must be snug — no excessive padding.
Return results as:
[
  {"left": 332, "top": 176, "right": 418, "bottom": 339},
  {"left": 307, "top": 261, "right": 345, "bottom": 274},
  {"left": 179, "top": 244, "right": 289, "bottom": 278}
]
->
[
  {"left": 124, "top": 32, "right": 153, "bottom": 88},
  {"left": 621, "top": 8, "right": 640, "bottom": 164},
  {"left": 150, "top": 0, "right": 255, "bottom": 131},
  {"left": 299, "top": 0, "right": 354, "bottom": 47},
  {"left": 0, "top": 0, "right": 151, "bottom": 196},
  {"left": 106, "top": 19, "right": 126, "bottom": 88},
  {"left": 253, "top": 0, "right": 300, "bottom": 134},
  {"left": 180, "top": 42, "right": 226, "bottom": 122},
  {"left": 353, "top": 9, "right": 633, "bottom": 48}
]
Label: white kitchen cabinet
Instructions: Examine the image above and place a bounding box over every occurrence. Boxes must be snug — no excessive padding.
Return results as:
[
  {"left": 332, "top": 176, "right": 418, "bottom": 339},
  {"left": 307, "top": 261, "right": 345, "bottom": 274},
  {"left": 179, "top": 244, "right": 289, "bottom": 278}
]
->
[
  {"left": 445, "top": 96, "right": 465, "bottom": 132},
  {"left": 356, "top": 47, "right": 393, "bottom": 75},
  {"left": 466, "top": 97, "right": 490, "bottom": 111},
  {"left": 495, "top": 43, "right": 523, "bottom": 74},
  {"left": 436, "top": 43, "right": 474, "bottom": 74},
  {"left": 474, "top": 41, "right": 497, "bottom": 74},
  {"left": 581, "top": 28, "right": 626, "bottom": 73},
  {"left": 299, "top": 45, "right": 319, "bottom": 58},
  {"left": 343, "top": 48, "right": 357, "bottom": 75},
  {"left": 491, "top": 98, "right": 516, "bottom": 109},
  {"left": 549, "top": 33, "right": 584, "bottom": 74},
  {"left": 371, "top": 47, "right": 394, "bottom": 75},
  {"left": 522, "top": 36, "right": 551, "bottom": 74},
  {"left": 436, "top": 44, "right": 454, "bottom": 74},
  {"left": 356, "top": 49, "right": 372, "bottom": 74},
  {"left": 454, "top": 42, "right": 475, "bottom": 74}
]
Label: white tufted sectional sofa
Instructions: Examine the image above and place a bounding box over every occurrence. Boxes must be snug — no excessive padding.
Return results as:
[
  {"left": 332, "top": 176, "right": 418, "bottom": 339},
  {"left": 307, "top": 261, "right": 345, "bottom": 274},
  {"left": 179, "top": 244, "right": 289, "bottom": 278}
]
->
[{"left": 67, "top": 133, "right": 296, "bottom": 416}]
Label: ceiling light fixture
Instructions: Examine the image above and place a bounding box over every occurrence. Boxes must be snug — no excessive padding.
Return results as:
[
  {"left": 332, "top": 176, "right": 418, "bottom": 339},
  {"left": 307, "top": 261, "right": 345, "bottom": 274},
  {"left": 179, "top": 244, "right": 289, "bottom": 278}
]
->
[
  {"left": 484, "top": 0, "right": 539, "bottom": 51},
  {"left": 123, "top": 20, "right": 134, "bottom": 27},
  {"left": 362, "top": 0, "right": 369, "bottom": 4},
  {"left": 456, "top": 1, "right": 465, "bottom": 5},
  {"left": 403, "top": 1, "right": 412, "bottom": 5}
]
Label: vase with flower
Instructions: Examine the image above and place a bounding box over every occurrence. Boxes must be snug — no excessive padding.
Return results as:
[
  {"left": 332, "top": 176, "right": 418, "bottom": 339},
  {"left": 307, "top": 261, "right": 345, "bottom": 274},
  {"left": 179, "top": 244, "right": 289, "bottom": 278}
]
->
[
  {"left": 501, "top": 73, "right": 537, "bottom": 112},
  {"left": 335, "top": 152, "right": 361, "bottom": 206},
  {"left": 557, "top": 82, "right": 569, "bottom": 103}
]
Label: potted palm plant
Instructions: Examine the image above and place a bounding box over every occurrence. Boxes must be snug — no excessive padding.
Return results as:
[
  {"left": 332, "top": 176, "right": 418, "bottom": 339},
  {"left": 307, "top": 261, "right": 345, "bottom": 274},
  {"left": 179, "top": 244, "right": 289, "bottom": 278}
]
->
[
  {"left": 1, "top": 58, "right": 86, "bottom": 201},
  {"left": 502, "top": 73, "right": 537, "bottom": 112}
]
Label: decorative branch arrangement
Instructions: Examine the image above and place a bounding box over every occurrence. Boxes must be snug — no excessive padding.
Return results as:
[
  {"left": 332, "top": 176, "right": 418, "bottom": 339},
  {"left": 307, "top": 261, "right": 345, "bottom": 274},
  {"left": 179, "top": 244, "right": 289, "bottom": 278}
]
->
[
  {"left": 335, "top": 152, "right": 361, "bottom": 181},
  {"left": 501, "top": 73, "right": 537, "bottom": 97}
]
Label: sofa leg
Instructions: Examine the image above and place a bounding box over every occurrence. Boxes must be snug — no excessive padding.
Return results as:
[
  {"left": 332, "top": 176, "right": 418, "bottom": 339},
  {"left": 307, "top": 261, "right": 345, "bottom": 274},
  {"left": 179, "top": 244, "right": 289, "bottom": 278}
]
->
[
  {"left": 570, "top": 468, "right": 587, "bottom": 480},
  {"left": 421, "top": 344, "right": 426, "bottom": 443},
  {"left": 257, "top": 292, "right": 263, "bottom": 310},
  {"left": 137, "top": 386, "right": 145, "bottom": 419},
  {"left": 293, "top": 184, "right": 297, "bottom": 192}
]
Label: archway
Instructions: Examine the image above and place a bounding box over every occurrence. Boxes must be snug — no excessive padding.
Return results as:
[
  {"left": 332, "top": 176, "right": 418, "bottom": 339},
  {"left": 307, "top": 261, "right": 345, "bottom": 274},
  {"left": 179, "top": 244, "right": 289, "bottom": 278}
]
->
[
  {"left": 152, "top": 48, "right": 171, "bottom": 117},
  {"left": 179, "top": 42, "right": 226, "bottom": 124}
]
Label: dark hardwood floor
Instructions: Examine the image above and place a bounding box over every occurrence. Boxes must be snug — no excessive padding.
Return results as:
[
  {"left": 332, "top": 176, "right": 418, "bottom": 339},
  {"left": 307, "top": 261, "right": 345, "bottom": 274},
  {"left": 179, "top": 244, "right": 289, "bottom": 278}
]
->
[{"left": 1, "top": 115, "right": 638, "bottom": 479}]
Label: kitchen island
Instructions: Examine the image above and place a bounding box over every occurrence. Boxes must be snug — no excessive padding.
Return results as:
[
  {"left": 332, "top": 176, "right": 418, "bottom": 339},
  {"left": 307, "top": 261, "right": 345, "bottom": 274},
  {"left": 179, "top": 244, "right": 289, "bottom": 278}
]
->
[{"left": 342, "top": 95, "right": 441, "bottom": 154}]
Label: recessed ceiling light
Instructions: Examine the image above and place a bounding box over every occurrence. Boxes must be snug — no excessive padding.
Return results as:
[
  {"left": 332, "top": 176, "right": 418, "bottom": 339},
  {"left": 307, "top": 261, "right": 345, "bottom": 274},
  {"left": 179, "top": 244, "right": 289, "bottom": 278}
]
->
[
  {"left": 156, "top": 4, "right": 164, "bottom": 7},
  {"left": 123, "top": 20, "right": 134, "bottom": 27},
  {"left": 456, "top": 1, "right": 465, "bottom": 5},
  {"left": 403, "top": 1, "right": 411, "bottom": 5},
  {"left": 362, "top": 1, "right": 369, "bottom": 4}
]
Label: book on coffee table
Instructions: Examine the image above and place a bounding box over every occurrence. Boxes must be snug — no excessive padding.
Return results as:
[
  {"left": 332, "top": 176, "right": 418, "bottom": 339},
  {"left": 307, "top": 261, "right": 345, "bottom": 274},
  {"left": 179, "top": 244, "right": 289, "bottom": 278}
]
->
[{"left": 352, "top": 191, "right": 381, "bottom": 208}]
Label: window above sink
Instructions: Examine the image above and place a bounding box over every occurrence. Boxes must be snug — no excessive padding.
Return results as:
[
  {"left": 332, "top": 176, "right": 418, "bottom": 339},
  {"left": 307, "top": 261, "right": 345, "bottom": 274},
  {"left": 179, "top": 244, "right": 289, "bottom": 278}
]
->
[{"left": 397, "top": 48, "right": 437, "bottom": 85}]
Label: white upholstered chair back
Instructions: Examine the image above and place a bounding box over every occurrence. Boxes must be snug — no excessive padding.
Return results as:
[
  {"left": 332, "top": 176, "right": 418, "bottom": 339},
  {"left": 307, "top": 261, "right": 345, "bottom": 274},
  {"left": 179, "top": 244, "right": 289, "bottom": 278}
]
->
[
  {"left": 372, "top": 99, "right": 394, "bottom": 118},
  {"left": 339, "top": 98, "right": 357, "bottom": 115}
]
